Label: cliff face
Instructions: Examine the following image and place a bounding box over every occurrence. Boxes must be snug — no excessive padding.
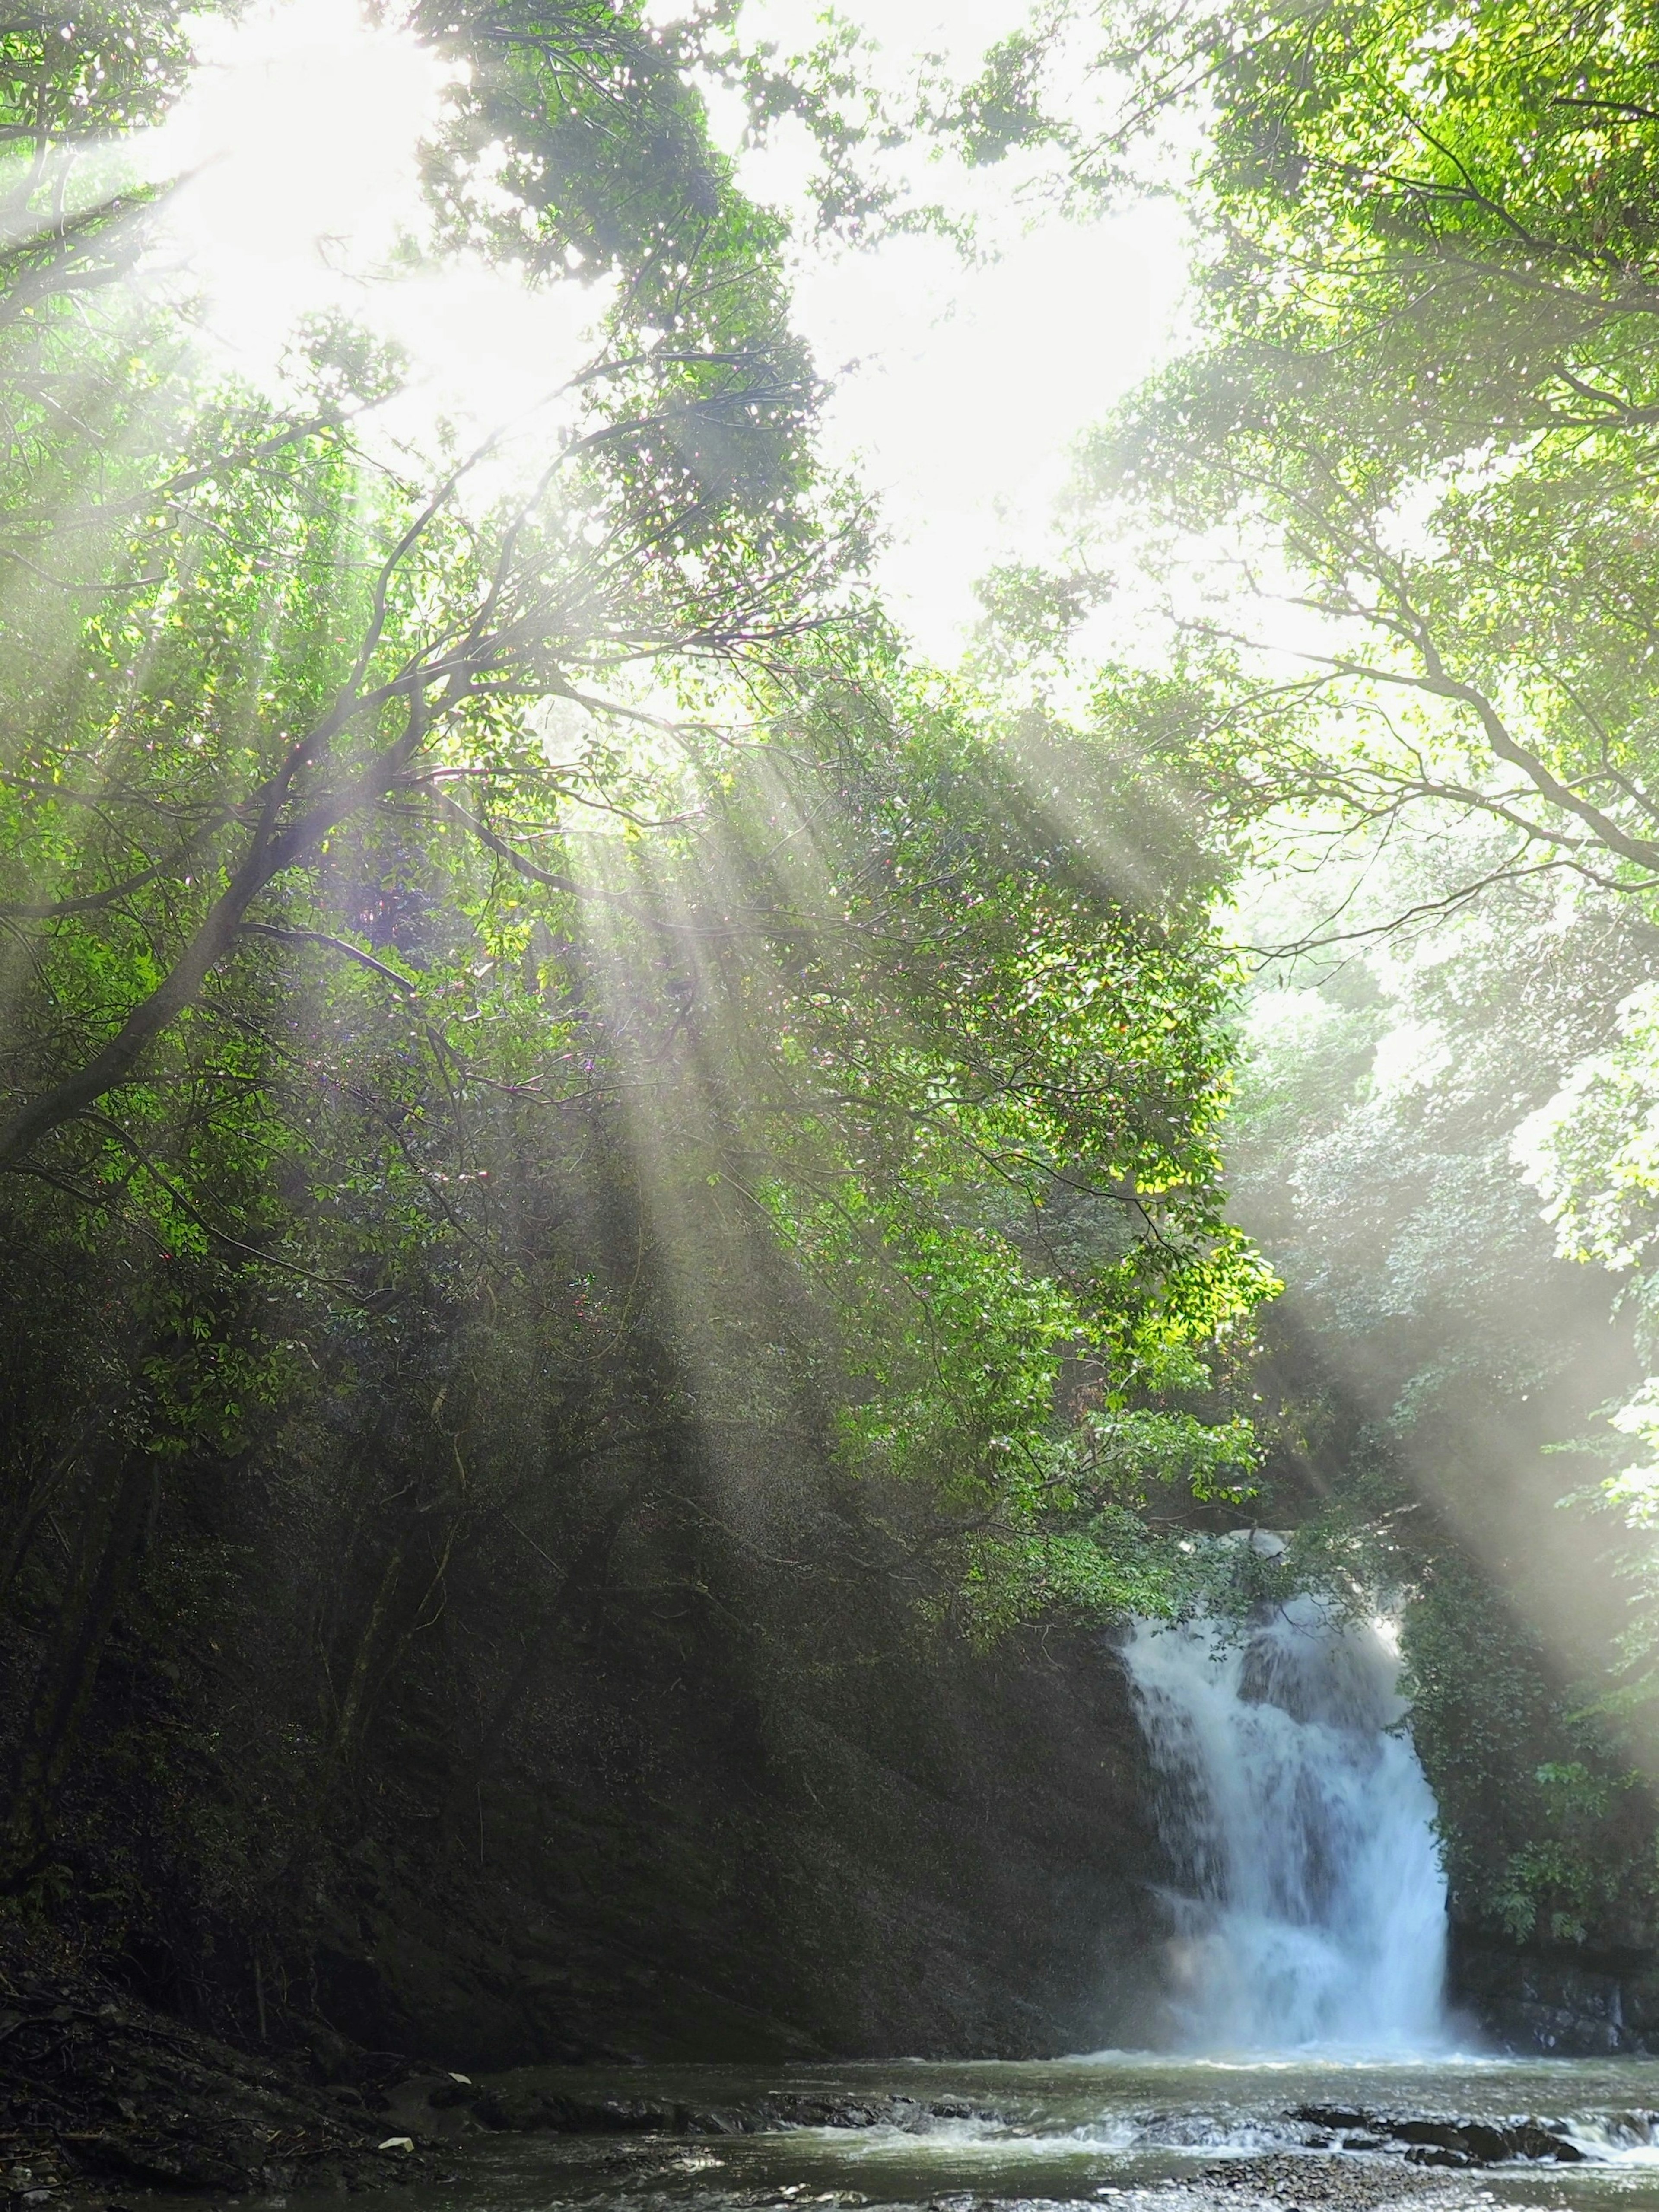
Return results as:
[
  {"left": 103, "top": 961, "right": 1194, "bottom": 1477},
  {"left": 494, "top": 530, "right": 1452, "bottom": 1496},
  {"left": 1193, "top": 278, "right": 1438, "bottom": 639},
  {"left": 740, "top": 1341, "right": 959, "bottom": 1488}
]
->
[
  {"left": 13, "top": 1418, "right": 1175, "bottom": 2073},
  {"left": 304, "top": 1623, "right": 1173, "bottom": 2069},
  {"left": 1451, "top": 1927, "right": 1659, "bottom": 2055}
]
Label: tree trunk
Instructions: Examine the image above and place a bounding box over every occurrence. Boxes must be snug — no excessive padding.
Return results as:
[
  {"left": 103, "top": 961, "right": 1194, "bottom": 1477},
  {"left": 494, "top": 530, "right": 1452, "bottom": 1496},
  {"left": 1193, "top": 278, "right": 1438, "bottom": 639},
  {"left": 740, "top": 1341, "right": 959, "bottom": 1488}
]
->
[
  {"left": 0, "top": 1451, "right": 155, "bottom": 1888},
  {"left": 442, "top": 1490, "right": 640, "bottom": 1838},
  {"left": 326, "top": 1544, "right": 405, "bottom": 1777}
]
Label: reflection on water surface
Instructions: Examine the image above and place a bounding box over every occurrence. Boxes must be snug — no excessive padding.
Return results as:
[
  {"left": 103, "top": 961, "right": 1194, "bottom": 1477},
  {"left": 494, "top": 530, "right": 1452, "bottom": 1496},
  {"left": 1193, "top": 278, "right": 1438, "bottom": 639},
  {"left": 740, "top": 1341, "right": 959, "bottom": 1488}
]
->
[{"left": 231, "top": 2058, "right": 1659, "bottom": 2212}]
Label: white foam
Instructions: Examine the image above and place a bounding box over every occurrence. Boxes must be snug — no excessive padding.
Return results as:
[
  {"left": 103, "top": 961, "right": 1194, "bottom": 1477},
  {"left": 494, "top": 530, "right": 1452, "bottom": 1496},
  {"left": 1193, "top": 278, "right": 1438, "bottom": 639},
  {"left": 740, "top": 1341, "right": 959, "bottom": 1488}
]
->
[{"left": 1124, "top": 1596, "right": 1451, "bottom": 2055}]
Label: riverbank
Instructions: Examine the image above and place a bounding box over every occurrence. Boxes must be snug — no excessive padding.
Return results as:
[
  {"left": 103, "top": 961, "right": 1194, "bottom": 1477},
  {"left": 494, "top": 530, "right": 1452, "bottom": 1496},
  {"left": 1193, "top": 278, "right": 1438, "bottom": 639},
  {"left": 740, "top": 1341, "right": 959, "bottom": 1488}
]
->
[
  {"left": 335, "top": 2050, "right": 1659, "bottom": 2212},
  {"left": 0, "top": 1935, "right": 443, "bottom": 2206},
  {"left": 13, "top": 1975, "right": 1659, "bottom": 2212}
]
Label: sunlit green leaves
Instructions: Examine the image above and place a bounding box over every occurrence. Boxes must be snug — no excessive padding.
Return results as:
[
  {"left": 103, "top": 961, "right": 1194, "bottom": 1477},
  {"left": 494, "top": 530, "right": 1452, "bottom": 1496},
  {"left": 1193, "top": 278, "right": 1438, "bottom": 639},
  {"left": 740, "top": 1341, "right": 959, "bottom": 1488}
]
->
[{"left": 0, "top": 0, "right": 1278, "bottom": 1674}]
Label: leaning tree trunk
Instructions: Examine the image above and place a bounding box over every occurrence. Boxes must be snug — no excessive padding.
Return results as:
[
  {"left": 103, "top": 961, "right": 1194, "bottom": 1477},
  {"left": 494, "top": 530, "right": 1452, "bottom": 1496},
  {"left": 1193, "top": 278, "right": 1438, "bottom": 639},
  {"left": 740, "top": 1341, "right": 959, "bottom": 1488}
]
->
[
  {"left": 442, "top": 1485, "right": 642, "bottom": 1846},
  {"left": 0, "top": 1451, "right": 156, "bottom": 1889}
]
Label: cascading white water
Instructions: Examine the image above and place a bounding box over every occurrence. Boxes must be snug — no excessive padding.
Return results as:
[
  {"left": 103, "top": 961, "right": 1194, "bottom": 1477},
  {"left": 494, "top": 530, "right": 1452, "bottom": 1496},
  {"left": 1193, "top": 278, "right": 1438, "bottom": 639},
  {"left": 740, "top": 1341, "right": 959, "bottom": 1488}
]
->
[{"left": 1124, "top": 1591, "right": 1450, "bottom": 2055}]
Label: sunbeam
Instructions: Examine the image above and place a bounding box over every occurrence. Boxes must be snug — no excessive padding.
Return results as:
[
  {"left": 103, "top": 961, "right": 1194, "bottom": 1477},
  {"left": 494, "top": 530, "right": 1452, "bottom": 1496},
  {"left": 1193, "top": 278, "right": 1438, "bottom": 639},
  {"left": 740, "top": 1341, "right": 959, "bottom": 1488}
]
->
[{"left": 3, "top": 0, "right": 1658, "bottom": 2141}]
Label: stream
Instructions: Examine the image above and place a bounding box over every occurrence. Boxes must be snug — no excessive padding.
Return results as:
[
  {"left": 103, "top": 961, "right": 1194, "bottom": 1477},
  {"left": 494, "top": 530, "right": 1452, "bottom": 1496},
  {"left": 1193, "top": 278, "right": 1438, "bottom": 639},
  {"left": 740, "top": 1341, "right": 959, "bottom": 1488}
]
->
[
  {"left": 223, "top": 1596, "right": 1648, "bottom": 2212},
  {"left": 273, "top": 2055, "right": 1659, "bottom": 2212}
]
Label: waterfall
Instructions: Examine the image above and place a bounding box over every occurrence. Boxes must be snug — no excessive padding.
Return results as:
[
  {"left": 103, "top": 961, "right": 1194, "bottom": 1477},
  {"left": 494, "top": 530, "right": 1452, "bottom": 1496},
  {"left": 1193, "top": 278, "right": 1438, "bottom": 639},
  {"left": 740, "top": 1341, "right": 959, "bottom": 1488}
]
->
[{"left": 1124, "top": 1591, "right": 1449, "bottom": 2054}]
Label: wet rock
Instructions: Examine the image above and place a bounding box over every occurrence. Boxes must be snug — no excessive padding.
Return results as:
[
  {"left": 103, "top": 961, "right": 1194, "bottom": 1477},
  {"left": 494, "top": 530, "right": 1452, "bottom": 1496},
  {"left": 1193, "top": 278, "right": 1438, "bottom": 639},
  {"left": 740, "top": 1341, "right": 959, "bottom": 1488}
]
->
[
  {"left": 469, "top": 2082, "right": 1001, "bottom": 2138},
  {"left": 1290, "top": 2107, "right": 1583, "bottom": 2166},
  {"left": 471, "top": 2088, "right": 683, "bottom": 2132},
  {"left": 61, "top": 2134, "right": 246, "bottom": 2191},
  {"left": 1453, "top": 1929, "right": 1659, "bottom": 2056}
]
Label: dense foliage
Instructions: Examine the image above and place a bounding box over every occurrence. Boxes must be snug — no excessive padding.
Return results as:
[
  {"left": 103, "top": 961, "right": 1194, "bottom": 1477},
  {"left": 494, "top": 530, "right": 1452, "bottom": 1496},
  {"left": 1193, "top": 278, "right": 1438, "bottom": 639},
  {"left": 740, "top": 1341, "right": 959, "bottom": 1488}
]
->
[
  {"left": 0, "top": 0, "right": 1273, "bottom": 2026},
  {"left": 982, "top": 0, "right": 1659, "bottom": 1950}
]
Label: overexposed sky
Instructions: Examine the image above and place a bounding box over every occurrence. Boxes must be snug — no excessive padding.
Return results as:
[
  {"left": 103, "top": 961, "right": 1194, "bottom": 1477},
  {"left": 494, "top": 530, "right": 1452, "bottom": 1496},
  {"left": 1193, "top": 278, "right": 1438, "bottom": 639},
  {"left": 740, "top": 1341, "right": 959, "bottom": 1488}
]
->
[
  {"left": 782, "top": 206, "right": 1185, "bottom": 653},
  {"left": 722, "top": 0, "right": 1187, "bottom": 652},
  {"left": 147, "top": 0, "right": 1185, "bottom": 657}
]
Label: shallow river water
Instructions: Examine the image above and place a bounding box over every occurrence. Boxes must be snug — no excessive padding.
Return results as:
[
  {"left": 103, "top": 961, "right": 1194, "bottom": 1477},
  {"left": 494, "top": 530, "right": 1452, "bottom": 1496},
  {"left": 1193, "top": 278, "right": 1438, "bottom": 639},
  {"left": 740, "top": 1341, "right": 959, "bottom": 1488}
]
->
[
  {"left": 279, "top": 2056, "right": 1659, "bottom": 2212},
  {"left": 246, "top": 1610, "right": 1638, "bottom": 2212}
]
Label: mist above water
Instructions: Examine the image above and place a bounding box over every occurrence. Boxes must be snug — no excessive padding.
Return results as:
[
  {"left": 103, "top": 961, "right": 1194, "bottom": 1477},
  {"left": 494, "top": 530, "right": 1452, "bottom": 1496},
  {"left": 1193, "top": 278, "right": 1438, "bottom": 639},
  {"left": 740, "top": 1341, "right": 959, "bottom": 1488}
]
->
[{"left": 1124, "top": 1594, "right": 1450, "bottom": 2055}]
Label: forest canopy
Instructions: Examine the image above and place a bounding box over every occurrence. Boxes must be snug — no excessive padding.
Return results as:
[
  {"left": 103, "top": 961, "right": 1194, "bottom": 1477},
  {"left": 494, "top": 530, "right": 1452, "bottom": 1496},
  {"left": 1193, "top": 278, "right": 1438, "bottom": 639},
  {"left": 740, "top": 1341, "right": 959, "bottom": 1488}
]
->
[
  {"left": 0, "top": 0, "right": 1271, "bottom": 1938},
  {"left": 12, "top": 0, "right": 1659, "bottom": 2039}
]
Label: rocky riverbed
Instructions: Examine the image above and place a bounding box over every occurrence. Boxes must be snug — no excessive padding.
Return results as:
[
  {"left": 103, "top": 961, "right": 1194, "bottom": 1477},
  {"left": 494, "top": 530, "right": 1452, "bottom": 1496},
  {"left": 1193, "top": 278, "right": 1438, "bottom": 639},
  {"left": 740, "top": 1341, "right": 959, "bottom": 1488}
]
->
[
  {"left": 0, "top": 1961, "right": 438, "bottom": 2206},
  {"left": 9, "top": 1984, "right": 1659, "bottom": 2212}
]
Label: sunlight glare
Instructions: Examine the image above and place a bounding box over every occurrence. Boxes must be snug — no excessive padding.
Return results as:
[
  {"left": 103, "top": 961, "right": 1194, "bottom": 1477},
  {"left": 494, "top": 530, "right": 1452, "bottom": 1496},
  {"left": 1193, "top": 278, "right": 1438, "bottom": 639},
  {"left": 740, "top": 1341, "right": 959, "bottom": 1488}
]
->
[
  {"left": 147, "top": 0, "right": 612, "bottom": 450},
  {"left": 715, "top": 0, "right": 1189, "bottom": 656},
  {"left": 136, "top": 0, "right": 1187, "bottom": 645},
  {"left": 154, "top": 0, "right": 442, "bottom": 375}
]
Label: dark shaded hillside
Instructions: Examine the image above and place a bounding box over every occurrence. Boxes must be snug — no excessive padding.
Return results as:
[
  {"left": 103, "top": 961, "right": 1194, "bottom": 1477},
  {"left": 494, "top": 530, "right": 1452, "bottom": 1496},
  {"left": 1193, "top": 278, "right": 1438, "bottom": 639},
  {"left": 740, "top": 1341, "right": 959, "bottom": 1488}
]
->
[
  {"left": 9, "top": 1407, "right": 1168, "bottom": 2068},
  {"left": 303, "top": 1593, "right": 1169, "bottom": 2066}
]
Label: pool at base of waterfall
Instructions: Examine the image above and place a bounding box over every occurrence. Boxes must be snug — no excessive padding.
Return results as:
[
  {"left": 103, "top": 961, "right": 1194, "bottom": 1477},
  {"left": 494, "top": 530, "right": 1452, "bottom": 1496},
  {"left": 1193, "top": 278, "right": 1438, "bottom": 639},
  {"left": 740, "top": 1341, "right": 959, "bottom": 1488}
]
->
[{"left": 203, "top": 2055, "right": 1659, "bottom": 2212}]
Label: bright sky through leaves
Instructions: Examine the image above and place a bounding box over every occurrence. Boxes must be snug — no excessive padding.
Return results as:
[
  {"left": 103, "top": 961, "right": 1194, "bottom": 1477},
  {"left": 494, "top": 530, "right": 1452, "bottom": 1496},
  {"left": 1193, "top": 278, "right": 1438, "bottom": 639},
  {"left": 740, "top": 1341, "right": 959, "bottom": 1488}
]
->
[
  {"left": 150, "top": 0, "right": 1185, "bottom": 656},
  {"left": 151, "top": 0, "right": 616, "bottom": 446}
]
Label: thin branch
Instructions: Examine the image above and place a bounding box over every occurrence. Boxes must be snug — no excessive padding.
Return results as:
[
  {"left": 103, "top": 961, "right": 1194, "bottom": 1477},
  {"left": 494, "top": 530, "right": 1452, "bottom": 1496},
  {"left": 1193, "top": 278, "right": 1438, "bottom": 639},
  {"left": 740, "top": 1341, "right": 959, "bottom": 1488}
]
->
[{"left": 237, "top": 922, "right": 417, "bottom": 994}]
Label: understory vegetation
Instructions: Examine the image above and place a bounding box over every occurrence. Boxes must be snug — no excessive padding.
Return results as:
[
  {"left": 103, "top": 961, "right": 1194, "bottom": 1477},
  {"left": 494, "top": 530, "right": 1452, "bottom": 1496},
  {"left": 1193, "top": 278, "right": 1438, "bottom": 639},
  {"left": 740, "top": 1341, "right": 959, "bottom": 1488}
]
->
[
  {"left": 0, "top": 0, "right": 1267, "bottom": 2039},
  {"left": 8, "top": 0, "right": 1659, "bottom": 2053},
  {"left": 1015, "top": 0, "right": 1659, "bottom": 1950}
]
